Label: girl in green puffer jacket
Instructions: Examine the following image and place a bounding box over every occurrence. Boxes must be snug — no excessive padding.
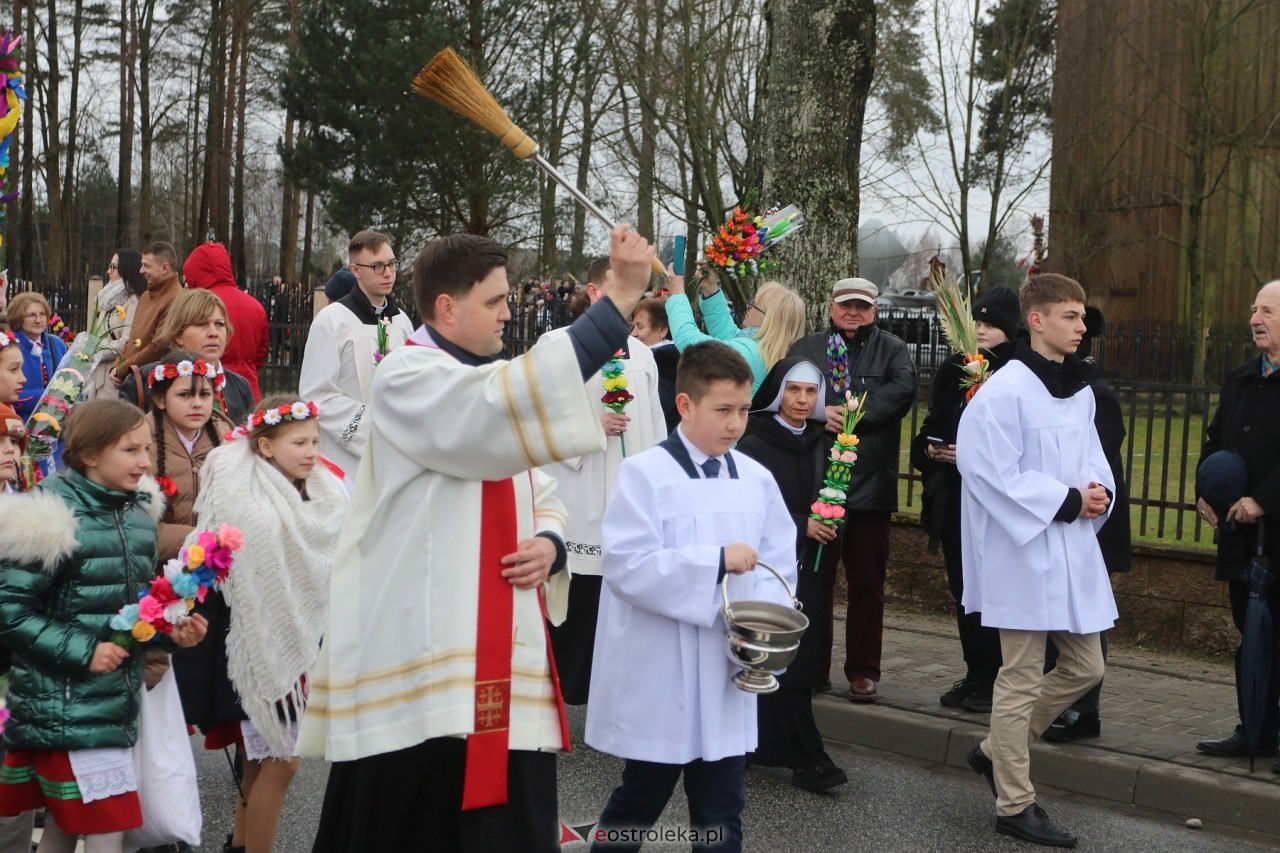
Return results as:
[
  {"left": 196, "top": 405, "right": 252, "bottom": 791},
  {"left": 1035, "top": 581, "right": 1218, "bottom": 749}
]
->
[{"left": 0, "top": 399, "right": 208, "bottom": 853}]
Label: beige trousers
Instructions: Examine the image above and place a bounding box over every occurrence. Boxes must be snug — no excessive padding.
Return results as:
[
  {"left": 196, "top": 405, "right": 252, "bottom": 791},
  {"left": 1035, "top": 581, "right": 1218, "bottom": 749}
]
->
[{"left": 980, "top": 629, "right": 1105, "bottom": 816}]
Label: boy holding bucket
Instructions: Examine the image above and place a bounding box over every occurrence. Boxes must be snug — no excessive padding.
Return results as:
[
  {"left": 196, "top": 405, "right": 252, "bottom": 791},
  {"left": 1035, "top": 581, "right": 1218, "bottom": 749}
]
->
[{"left": 586, "top": 341, "right": 797, "bottom": 852}]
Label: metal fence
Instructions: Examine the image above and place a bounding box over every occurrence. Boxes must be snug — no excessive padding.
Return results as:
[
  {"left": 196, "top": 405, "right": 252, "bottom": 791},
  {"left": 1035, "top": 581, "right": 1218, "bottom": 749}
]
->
[{"left": 9, "top": 277, "right": 1247, "bottom": 547}]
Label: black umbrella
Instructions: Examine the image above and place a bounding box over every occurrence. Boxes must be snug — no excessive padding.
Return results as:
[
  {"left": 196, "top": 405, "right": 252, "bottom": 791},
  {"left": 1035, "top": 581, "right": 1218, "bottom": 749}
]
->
[{"left": 1239, "top": 524, "right": 1274, "bottom": 769}]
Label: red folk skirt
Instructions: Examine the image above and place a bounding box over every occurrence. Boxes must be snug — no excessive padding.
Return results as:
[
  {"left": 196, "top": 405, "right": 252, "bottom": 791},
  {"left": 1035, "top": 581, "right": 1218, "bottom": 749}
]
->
[{"left": 0, "top": 750, "right": 142, "bottom": 835}]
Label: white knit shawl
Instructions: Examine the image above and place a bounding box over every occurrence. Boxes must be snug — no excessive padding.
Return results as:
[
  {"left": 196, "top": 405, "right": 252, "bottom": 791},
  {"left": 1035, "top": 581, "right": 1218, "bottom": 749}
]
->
[{"left": 191, "top": 438, "right": 347, "bottom": 756}]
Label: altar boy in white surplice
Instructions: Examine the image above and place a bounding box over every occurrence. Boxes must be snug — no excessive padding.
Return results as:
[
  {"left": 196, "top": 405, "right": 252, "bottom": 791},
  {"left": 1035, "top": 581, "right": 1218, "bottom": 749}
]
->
[
  {"left": 957, "top": 273, "right": 1117, "bottom": 849},
  {"left": 587, "top": 342, "right": 796, "bottom": 853},
  {"left": 301, "top": 224, "right": 659, "bottom": 853}
]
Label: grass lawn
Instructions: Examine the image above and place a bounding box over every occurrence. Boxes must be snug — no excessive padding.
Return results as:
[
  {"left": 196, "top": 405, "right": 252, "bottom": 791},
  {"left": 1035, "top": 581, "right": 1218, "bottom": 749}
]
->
[{"left": 895, "top": 386, "right": 1219, "bottom": 553}]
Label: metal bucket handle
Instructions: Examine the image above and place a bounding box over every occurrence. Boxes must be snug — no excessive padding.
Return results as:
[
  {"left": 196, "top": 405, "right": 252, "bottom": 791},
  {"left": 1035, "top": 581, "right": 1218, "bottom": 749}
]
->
[{"left": 721, "top": 560, "right": 801, "bottom": 620}]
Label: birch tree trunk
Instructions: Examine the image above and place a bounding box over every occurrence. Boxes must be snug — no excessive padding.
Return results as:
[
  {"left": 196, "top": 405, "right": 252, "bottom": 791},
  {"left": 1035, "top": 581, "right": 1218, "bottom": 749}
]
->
[{"left": 759, "top": 0, "right": 875, "bottom": 323}]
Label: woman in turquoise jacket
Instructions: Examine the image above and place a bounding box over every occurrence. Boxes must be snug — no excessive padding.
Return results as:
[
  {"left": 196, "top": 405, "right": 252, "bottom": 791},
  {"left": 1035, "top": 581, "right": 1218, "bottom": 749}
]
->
[{"left": 664, "top": 270, "right": 806, "bottom": 393}]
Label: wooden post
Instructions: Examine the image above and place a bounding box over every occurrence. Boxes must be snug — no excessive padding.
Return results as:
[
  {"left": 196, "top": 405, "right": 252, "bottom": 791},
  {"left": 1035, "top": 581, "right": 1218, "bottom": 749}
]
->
[{"left": 86, "top": 276, "right": 103, "bottom": 323}]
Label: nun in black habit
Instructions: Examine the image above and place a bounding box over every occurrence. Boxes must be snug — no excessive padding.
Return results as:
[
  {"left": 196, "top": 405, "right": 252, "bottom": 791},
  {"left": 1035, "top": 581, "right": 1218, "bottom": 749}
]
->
[{"left": 736, "top": 356, "right": 849, "bottom": 792}]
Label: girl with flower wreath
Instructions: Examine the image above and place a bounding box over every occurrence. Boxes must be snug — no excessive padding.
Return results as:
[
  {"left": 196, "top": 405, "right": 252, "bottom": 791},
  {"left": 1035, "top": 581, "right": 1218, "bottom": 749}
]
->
[
  {"left": 664, "top": 268, "right": 806, "bottom": 394},
  {"left": 175, "top": 394, "right": 346, "bottom": 853},
  {"left": 145, "top": 350, "right": 233, "bottom": 564},
  {"left": 0, "top": 399, "right": 208, "bottom": 853}
]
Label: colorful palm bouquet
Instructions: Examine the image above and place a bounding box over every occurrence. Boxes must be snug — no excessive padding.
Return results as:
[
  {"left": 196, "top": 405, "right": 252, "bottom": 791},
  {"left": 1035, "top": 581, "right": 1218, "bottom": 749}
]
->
[
  {"left": 809, "top": 390, "right": 868, "bottom": 570},
  {"left": 926, "top": 260, "right": 991, "bottom": 400},
  {"left": 697, "top": 194, "right": 805, "bottom": 283},
  {"left": 0, "top": 30, "right": 25, "bottom": 242},
  {"left": 110, "top": 525, "right": 242, "bottom": 647},
  {"left": 48, "top": 314, "right": 76, "bottom": 346},
  {"left": 601, "top": 352, "right": 634, "bottom": 456},
  {"left": 373, "top": 316, "right": 391, "bottom": 367}
]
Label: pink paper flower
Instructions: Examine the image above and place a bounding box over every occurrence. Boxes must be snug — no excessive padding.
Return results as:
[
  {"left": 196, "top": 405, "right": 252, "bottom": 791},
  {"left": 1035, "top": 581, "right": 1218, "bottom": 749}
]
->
[
  {"left": 840, "top": 451, "right": 858, "bottom": 463},
  {"left": 207, "top": 545, "right": 234, "bottom": 573},
  {"left": 138, "top": 595, "right": 165, "bottom": 624},
  {"left": 196, "top": 530, "right": 218, "bottom": 551},
  {"left": 831, "top": 506, "right": 846, "bottom": 520},
  {"left": 218, "top": 524, "right": 243, "bottom": 551}
]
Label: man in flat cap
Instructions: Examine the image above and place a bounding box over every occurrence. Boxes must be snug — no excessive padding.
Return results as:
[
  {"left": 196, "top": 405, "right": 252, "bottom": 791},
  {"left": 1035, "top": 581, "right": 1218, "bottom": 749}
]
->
[{"left": 789, "top": 277, "right": 917, "bottom": 703}]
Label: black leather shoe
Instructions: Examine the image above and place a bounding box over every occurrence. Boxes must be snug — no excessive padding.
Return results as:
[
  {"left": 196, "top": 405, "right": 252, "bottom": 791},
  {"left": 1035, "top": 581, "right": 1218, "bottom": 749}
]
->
[
  {"left": 940, "top": 677, "right": 985, "bottom": 708},
  {"left": 1041, "top": 709, "right": 1101, "bottom": 743},
  {"left": 966, "top": 744, "right": 996, "bottom": 797},
  {"left": 996, "top": 803, "right": 1078, "bottom": 847},
  {"left": 791, "top": 762, "right": 848, "bottom": 792},
  {"left": 1195, "top": 730, "right": 1280, "bottom": 757},
  {"left": 962, "top": 681, "right": 994, "bottom": 713}
]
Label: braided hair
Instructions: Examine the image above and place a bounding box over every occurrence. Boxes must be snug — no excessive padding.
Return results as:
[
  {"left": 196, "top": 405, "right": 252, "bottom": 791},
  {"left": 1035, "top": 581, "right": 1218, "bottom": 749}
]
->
[{"left": 148, "top": 351, "right": 223, "bottom": 482}]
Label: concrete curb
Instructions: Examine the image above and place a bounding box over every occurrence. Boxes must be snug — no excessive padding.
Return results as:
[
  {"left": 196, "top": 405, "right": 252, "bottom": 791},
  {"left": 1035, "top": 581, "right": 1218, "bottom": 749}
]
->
[{"left": 814, "top": 696, "right": 1280, "bottom": 839}]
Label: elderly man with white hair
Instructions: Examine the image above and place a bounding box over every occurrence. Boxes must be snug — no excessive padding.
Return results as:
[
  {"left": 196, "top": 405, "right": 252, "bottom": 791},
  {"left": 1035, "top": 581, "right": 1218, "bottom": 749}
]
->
[{"left": 1195, "top": 279, "right": 1280, "bottom": 771}]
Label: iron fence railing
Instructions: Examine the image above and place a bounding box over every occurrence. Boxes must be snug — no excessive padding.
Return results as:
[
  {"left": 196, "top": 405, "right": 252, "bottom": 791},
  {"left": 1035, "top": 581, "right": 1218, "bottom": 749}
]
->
[{"left": 8, "top": 277, "right": 1252, "bottom": 547}]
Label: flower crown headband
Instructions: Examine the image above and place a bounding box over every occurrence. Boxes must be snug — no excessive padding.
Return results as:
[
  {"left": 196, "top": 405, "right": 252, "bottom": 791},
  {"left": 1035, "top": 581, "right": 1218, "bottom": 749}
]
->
[
  {"left": 0, "top": 329, "right": 16, "bottom": 348},
  {"left": 148, "top": 358, "right": 218, "bottom": 388},
  {"left": 249, "top": 400, "right": 320, "bottom": 429}
]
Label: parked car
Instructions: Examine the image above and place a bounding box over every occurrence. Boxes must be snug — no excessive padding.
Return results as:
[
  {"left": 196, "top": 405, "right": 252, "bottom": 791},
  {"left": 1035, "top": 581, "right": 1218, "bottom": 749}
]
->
[
  {"left": 877, "top": 288, "right": 937, "bottom": 308},
  {"left": 876, "top": 306, "right": 952, "bottom": 374}
]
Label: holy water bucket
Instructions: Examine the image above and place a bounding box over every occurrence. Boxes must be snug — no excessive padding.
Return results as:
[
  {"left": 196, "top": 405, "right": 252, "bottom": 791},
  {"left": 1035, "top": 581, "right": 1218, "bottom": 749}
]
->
[{"left": 721, "top": 561, "right": 808, "bottom": 694}]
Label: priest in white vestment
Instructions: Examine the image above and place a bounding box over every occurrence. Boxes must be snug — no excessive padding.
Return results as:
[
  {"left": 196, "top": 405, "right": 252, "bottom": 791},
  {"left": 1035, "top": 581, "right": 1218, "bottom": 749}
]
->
[
  {"left": 956, "top": 274, "right": 1117, "bottom": 848},
  {"left": 301, "top": 225, "right": 659, "bottom": 853}
]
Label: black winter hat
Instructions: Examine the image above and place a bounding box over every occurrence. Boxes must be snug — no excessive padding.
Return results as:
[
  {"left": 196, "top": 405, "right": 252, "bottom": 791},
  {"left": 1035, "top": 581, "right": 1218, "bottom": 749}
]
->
[
  {"left": 972, "top": 287, "right": 1021, "bottom": 342},
  {"left": 324, "top": 268, "right": 357, "bottom": 303},
  {"left": 1078, "top": 304, "right": 1107, "bottom": 361},
  {"left": 1197, "top": 449, "right": 1248, "bottom": 528}
]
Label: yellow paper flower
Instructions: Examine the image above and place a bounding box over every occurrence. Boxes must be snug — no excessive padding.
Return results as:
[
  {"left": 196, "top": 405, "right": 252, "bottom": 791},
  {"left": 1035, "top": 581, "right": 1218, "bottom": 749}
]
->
[
  {"left": 836, "top": 433, "right": 854, "bottom": 445},
  {"left": 185, "top": 545, "right": 206, "bottom": 569},
  {"left": 131, "top": 622, "right": 157, "bottom": 642},
  {"left": 31, "top": 413, "right": 62, "bottom": 432},
  {"left": 114, "top": 305, "right": 126, "bottom": 320},
  {"left": 132, "top": 338, "right": 142, "bottom": 348}
]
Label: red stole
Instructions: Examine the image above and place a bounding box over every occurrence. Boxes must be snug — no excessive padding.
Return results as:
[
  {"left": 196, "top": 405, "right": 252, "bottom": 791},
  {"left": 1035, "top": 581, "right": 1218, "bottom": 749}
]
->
[{"left": 403, "top": 336, "right": 570, "bottom": 811}]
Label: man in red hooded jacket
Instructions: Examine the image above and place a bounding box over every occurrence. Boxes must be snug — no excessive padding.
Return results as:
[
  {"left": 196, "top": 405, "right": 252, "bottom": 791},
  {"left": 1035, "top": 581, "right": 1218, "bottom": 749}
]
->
[{"left": 183, "top": 242, "right": 269, "bottom": 400}]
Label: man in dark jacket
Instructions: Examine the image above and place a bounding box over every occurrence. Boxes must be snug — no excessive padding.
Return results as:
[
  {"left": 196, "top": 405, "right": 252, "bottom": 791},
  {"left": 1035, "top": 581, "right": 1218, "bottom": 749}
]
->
[
  {"left": 1194, "top": 280, "right": 1280, "bottom": 770},
  {"left": 788, "top": 277, "right": 917, "bottom": 702}
]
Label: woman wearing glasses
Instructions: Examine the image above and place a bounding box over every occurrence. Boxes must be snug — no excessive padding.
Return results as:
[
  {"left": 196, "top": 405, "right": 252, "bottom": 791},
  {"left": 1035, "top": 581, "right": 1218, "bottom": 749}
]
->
[
  {"left": 663, "top": 268, "right": 806, "bottom": 393},
  {"left": 6, "top": 292, "right": 67, "bottom": 421},
  {"left": 80, "top": 250, "right": 147, "bottom": 400}
]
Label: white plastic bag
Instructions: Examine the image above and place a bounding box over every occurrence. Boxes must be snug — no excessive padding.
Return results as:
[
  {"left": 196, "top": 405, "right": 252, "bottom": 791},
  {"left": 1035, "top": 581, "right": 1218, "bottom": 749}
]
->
[{"left": 122, "top": 666, "right": 202, "bottom": 852}]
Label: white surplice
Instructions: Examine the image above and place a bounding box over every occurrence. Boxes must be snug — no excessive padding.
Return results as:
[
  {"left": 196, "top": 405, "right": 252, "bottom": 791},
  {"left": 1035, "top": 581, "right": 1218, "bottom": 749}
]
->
[
  {"left": 956, "top": 360, "right": 1119, "bottom": 634},
  {"left": 537, "top": 332, "right": 666, "bottom": 577},
  {"left": 585, "top": 437, "right": 798, "bottom": 764},
  {"left": 297, "top": 328, "right": 606, "bottom": 762},
  {"left": 298, "top": 302, "right": 414, "bottom": 477}
]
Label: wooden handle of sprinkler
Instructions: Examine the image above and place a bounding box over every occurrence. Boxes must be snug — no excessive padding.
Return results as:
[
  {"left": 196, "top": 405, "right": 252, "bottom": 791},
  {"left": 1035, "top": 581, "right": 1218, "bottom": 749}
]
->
[{"left": 529, "top": 152, "right": 667, "bottom": 278}]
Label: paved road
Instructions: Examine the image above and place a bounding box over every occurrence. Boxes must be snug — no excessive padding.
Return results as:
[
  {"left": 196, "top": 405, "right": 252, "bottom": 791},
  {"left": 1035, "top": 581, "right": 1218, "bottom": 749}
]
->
[{"left": 183, "top": 705, "right": 1270, "bottom": 852}]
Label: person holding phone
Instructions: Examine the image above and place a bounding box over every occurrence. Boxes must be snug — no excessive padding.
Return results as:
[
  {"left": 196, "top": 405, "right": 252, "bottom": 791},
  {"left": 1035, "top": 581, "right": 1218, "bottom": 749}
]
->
[{"left": 910, "top": 287, "right": 1020, "bottom": 713}]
